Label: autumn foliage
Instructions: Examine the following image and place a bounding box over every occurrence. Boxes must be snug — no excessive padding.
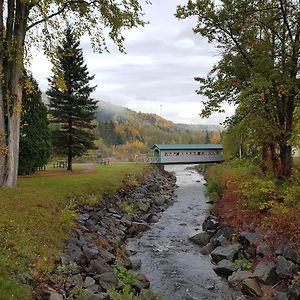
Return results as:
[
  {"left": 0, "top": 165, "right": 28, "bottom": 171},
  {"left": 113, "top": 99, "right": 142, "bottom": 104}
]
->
[{"left": 205, "top": 159, "right": 300, "bottom": 250}]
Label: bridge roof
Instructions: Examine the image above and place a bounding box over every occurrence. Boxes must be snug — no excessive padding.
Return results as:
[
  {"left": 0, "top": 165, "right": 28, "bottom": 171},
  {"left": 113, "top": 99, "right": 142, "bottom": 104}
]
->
[{"left": 151, "top": 144, "right": 223, "bottom": 151}]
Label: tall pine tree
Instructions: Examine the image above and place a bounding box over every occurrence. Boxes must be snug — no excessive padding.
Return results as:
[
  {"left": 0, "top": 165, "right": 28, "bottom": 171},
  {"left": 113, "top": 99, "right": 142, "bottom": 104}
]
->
[
  {"left": 19, "top": 76, "right": 51, "bottom": 175},
  {"left": 47, "top": 27, "right": 97, "bottom": 171}
]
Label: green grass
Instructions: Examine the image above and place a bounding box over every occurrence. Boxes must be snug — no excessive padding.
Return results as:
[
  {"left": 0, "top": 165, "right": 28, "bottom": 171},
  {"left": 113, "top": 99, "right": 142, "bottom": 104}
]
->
[{"left": 0, "top": 163, "right": 150, "bottom": 299}]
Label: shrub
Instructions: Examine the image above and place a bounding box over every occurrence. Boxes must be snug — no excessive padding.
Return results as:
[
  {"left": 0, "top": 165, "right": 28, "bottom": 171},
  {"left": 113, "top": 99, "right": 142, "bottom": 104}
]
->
[
  {"left": 112, "top": 266, "right": 136, "bottom": 285},
  {"left": 238, "top": 177, "right": 278, "bottom": 211}
]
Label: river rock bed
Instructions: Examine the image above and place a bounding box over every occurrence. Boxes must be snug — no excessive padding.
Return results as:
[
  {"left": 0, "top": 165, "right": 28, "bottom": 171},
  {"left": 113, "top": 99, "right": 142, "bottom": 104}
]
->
[
  {"left": 190, "top": 214, "right": 300, "bottom": 300},
  {"left": 35, "top": 167, "right": 176, "bottom": 300}
]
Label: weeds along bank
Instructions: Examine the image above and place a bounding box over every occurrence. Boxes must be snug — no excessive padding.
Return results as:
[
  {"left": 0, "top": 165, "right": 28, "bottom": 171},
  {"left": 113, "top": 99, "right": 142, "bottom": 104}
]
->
[
  {"left": 202, "top": 158, "right": 300, "bottom": 299},
  {"left": 0, "top": 163, "right": 174, "bottom": 300}
]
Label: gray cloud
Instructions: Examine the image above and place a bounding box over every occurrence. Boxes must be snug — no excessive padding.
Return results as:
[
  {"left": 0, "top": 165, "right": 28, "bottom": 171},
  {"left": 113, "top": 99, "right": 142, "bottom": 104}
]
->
[{"left": 31, "top": 0, "right": 234, "bottom": 125}]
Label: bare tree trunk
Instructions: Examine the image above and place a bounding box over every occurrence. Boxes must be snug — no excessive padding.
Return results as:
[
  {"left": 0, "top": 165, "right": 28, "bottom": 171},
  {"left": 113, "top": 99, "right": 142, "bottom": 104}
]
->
[
  {"left": 3, "top": 2, "right": 29, "bottom": 186},
  {"left": 0, "top": 0, "right": 7, "bottom": 186}
]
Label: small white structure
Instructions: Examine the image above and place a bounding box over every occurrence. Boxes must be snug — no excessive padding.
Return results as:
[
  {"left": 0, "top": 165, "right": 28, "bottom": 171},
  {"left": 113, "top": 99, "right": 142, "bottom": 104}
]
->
[{"left": 149, "top": 144, "right": 224, "bottom": 164}]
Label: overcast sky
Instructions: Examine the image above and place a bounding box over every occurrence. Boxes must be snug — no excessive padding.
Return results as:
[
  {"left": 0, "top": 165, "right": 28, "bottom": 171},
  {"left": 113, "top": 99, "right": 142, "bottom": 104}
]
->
[{"left": 31, "top": 0, "right": 235, "bottom": 125}]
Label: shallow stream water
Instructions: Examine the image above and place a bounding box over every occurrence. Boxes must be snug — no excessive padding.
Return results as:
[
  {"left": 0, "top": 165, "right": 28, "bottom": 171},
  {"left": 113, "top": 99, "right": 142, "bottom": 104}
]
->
[{"left": 127, "top": 165, "right": 244, "bottom": 300}]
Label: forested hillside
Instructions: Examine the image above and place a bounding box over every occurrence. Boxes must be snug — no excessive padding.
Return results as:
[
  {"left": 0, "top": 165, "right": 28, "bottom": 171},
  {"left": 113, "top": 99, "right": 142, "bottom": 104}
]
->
[{"left": 92, "top": 101, "right": 222, "bottom": 161}]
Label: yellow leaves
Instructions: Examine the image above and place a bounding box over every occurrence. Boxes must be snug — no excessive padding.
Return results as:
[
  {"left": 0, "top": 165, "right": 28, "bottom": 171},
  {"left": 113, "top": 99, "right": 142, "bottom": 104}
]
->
[
  {"left": 54, "top": 75, "right": 67, "bottom": 92},
  {"left": 210, "top": 131, "right": 221, "bottom": 144},
  {"left": 0, "top": 145, "right": 8, "bottom": 156},
  {"left": 13, "top": 102, "right": 22, "bottom": 115},
  {"left": 24, "top": 78, "right": 35, "bottom": 95}
]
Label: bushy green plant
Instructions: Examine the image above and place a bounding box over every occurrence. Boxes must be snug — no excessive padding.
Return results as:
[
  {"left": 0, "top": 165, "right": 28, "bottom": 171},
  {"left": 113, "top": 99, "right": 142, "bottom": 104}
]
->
[
  {"left": 282, "top": 185, "right": 300, "bottom": 207},
  {"left": 113, "top": 266, "right": 136, "bottom": 285},
  {"left": 239, "top": 177, "right": 278, "bottom": 211},
  {"left": 61, "top": 201, "right": 79, "bottom": 227},
  {"left": 204, "top": 166, "right": 224, "bottom": 200},
  {"left": 205, "top": 178, "right": 224, "bottom": 200},
  {"left": 119, "top": 202, "right": 137, "bottom": 214},
  {"left": 234, "top": 258, "right": 253, "bottom": 270}
]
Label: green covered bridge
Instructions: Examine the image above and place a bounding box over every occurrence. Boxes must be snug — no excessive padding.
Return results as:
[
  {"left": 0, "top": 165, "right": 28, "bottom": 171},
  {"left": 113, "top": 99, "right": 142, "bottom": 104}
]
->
[{"left": 149, "top": 144, "right": 224, "bottom": 164}]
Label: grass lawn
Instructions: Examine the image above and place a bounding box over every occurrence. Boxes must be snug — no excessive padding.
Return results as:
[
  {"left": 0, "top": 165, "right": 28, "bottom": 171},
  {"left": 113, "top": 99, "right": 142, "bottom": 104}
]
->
[{"left": 0, "top": 163, "right": 150, "bottom": 299}]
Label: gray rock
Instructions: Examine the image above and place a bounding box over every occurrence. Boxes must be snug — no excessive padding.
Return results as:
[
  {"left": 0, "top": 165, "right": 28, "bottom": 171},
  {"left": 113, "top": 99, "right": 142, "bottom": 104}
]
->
[
  {"left": 49, "top": 292, "right": 64, "bottom": 300},
  {"left": 212, "top": 226, "right": 233, "bottom": 240},
  {"left": 288, "top": 281, "right": 300, "bottom": 299},
  {"left": 256, "top": 242, "right": 273, "bottom": 257},
  {"left": 76, "top": 213, "right": 90, "bottom": 221},
  {"left": 96, "top": 272, "right": 119, "bottom": 289},
  {"left": 117, "top": 256, "right": 132, "bottom": 269},
  {"left": 241, "top": 278, "right": 263, "bottom": 297},
  {"left": 213, "top": 259, "right": 239, "bottom": 277},
  {"left": 82, "top": 245, "right": 99, "bottom": 262},
  {"left": 200, "top": 242, "right": 217, "bottom": 255},
  {"left": 98, "top": 247, "right": 116, "bottom": 264},
  {"left": 87, "top": 258, "right": 112, "bottom": 274},
  {"left": 127, "top": 222, "right": 150, "bottom": 236},
  {"left": 130, "top": 258, "right": 142, "bottom": 270},
  {"left": 136, "top": 273, "right": 150, "bottom": 289},
  {"left": 149, "top": 214, "right": 159, "bottom": 223},
  {"left": 64, "top": 244, "right": 83, "bottom": 263},
  {"left": 282, "top": 245, "right": 300, "bottom": 264},
  {"left": 253, "top": 261, "right": 279, "bottom": 285},
  {"left": 271, "top": 292, "right": 289, "bottom": 300},
  {"left": 78, "top": 293, "right": 106, "bottom": 300},
  {"left": 86, "top": 284, "right": 100, "bottom": 294},
  {"left": 202, "top": 216, "right": 220, "bottom": 231},
  {"left": 211, "top": 243, "right": 242, "bottom": 263},
  {"left": 84, "top": 276, "right": 96, "bottom": 288},
  {"left": 70, "top": 274, "right": 83, "bottom": 287},
  {"left": 238, "top": 231, "right": 263, "bottom": 246},
  {"left": 228, "top": 270, "right": 253, "bottom": 285},
  {"left": 275, "top": 241, "right": 288, "bottom": 255},
  {"left": 189, "top": 232, "right": 211, "bottom": 247},
  {"left": 276, "top": 255, "right": 297, "bottom": 278},
  {"left": 137, "top": 202, "right": 150, "bottom": 213},
  {"left": 153, "top": 196, "right": 165, "bottom": 206}
]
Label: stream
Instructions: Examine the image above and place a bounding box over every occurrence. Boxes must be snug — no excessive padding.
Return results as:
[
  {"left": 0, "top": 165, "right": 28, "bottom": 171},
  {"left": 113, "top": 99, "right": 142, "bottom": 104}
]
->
[{"left": 127, "top": 165, "right": 244, "bottom": 300}]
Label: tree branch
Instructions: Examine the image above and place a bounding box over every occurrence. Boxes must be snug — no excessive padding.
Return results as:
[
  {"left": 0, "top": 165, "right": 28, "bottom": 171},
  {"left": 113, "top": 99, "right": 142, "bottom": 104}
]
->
[
  {"left": 26, "top": 0, "right": 99, "bottom": 32},
  {"left": 278, "top": 0, "right": 294, "bottom": 41}
]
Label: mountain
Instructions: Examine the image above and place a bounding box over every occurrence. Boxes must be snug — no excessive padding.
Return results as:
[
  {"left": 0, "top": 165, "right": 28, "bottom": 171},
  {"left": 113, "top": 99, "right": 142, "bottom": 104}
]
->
[
  {"left": 96, "top": 101, "right": 223, "bottom": 131},
  {"left": 96, "top": 101, "right": 223, "bottom": 149}
]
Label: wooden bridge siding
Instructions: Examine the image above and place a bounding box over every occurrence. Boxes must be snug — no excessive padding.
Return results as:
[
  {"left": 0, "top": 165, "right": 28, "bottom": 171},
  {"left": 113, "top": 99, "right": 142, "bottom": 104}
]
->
[{"left": 159, "top": 149, "right": 224, "bottom": 164}]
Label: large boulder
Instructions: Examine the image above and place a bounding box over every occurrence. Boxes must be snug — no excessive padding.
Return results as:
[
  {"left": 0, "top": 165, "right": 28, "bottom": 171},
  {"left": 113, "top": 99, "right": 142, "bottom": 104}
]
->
[
  {"left": 202, "top": 216, "right": 220, "bottom": 232},
  {"left": 87, "top": 258, "right": 112, "bottom": 274},
  {"left": 213, "top": 259, "right": 239, "bottom": 277},
  {"left": 211, "top": 243, "right": 242, "bottom": 263},
  {"left": 228, "top": 270, "right": 253, "bottom": 285},
  {"left": 241, "top": 278, "right": 263, "bottom": 297},
  {"left": 276, "top": 256, "right": 297, "bottom": 278},
  {"left": 200, "top": 242, "right": 218, "bottom": 255},
  {"left": 189, "top": 232, "right": 211, "bottom": 247},
  {"left": 127, "top": 222, "right": 150, "bottom": 236},
  {"left": 95, "top": 272, "right": 119, "bottom": 290},
  {"left": 253, "top": 261, "right": 279, "bottom": 285},
  {"left": 282, "top": 245, "right": 300, "bottom": 265},
  {"left": 238, "top": 231, "right": 263, "bottom": 246}
]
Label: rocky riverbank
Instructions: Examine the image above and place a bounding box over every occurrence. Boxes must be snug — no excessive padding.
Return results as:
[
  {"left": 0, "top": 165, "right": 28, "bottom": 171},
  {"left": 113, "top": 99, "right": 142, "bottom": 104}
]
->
[
  {"left": 190, "top": 214, "right": 300, "bottom": 299},
  {"left": 34, "top": 166, "right": 176, "bottom": 300}
]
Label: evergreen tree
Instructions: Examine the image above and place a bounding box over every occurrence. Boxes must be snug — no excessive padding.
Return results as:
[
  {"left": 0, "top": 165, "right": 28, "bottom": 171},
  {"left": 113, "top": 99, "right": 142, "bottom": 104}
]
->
[
  {"left": 47, "top": 27, "right": 97, "bottom": 170},
  {"left": 19, "top": 77, "right": 51, "bottom": 175}
]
